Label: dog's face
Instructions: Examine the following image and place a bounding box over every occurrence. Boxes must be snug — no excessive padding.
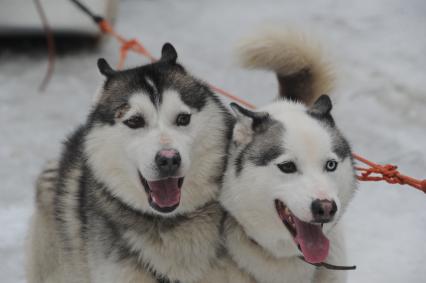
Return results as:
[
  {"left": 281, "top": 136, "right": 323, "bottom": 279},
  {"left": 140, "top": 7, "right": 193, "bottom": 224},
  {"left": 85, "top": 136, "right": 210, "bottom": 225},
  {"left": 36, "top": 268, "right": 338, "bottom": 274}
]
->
[
  {"left": 85, "top": 44, "right": 228, "bottom": 216},
  {"left": 221, "top": 96, "right": 356, "bottom": 263}
]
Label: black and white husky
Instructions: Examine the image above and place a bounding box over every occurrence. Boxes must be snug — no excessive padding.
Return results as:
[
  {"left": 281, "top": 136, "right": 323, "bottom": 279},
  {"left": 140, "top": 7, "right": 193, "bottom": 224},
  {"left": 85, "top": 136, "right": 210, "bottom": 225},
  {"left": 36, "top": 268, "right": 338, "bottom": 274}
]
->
[
  {"left": 26, "top": 44, "right": 233, "bottom": 283},
  {"left": 221, "top": 30, "right": 357, "bottom": 283}
]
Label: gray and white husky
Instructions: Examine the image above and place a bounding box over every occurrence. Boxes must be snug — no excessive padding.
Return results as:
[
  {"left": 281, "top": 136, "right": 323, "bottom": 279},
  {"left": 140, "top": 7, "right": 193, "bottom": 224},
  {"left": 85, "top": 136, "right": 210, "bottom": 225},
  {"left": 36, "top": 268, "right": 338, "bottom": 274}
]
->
[
  {"left": 26, "top": 44, "right": 233, "bottom": 283},
  {"left": 220, "top": 30, "right": 357, "bottom": 283}
]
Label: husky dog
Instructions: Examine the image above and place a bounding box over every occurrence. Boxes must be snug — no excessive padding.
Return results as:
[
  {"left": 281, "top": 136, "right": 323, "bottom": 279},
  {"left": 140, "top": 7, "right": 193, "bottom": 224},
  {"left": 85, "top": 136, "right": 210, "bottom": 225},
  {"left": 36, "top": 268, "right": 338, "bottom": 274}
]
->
[
  {"left": 221, "top": 30, "right": 357, "bottom": 283},
  {"left": 26, "top": 44, "right": 233, "bottom": 283}
]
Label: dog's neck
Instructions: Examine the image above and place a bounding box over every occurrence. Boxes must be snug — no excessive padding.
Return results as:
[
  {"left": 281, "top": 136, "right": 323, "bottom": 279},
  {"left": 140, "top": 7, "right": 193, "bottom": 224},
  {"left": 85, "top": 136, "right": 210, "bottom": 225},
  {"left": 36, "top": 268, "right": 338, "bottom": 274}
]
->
[
  {"left": 224, "top": 216, "right": 316, "bottom": 283},
  {"left": 80, "top": 166, "right": 224, "bottom": 281},
  {"left": 90, "top": 172, "right": 221, "bottom": 230}
]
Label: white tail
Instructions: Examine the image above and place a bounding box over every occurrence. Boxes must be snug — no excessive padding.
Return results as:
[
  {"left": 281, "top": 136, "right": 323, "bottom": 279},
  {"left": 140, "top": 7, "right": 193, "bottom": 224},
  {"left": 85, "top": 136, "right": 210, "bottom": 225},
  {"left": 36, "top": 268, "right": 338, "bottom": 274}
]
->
[{"left": 237, "top": 28, "right": 334, "bottom": 106}]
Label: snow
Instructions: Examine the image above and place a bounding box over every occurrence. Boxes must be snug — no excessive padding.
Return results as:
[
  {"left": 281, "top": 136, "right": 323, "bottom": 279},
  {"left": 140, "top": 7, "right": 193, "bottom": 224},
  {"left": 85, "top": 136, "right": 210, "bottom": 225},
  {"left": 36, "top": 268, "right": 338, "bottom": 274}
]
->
[{"left": 0, "top": 0, "right": 425, "bottom": 282}]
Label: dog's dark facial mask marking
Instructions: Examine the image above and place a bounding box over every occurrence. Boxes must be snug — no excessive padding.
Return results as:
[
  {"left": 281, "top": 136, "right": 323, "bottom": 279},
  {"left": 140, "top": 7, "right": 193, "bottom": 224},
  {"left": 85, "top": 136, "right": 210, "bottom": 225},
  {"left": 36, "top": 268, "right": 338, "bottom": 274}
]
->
[{"left": 89, "top": 43, "right": 210, "bottom": 127}]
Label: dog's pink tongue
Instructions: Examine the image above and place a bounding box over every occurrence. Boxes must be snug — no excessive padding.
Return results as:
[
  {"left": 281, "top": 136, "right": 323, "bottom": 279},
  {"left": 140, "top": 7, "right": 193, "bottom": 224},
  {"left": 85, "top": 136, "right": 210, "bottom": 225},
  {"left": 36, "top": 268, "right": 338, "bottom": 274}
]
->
[
  {"left": 293, "top": 216, "right": 329, "bottom": 264},
  {"left": 147, "top": 178, "right": 181, "bottom": 208}
]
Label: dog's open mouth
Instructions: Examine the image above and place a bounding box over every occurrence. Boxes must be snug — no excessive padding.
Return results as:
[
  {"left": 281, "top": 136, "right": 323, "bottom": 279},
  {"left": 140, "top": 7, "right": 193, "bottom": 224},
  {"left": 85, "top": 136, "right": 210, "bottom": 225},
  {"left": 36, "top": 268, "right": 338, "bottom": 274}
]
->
[
  {"left": 275, "top": 199, "right": 330, "bottom": 264},
  {"left": 140, "top": 173, "right": 184, "bottom": 213}
]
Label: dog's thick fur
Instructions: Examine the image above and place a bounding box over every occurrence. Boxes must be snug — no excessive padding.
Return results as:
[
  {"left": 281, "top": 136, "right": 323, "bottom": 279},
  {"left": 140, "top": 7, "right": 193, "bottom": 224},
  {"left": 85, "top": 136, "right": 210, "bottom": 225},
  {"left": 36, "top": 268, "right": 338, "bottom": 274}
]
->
[
  {"left": 26, "top": 44, "right": 233, "bottom": 283},
  {"left": 237, "top": 28, "right": 334, "bottom": 107},
  {"left": 221, "top": 29, "right": 357, "bottom": 283}
]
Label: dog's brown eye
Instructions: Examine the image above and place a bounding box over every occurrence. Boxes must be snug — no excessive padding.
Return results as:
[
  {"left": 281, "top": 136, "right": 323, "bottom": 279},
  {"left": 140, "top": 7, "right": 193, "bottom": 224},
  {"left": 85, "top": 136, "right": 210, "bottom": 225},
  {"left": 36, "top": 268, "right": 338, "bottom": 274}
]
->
[
  {"left": 176, "top": 113, "right": 191, "bottom": 126},
  {"left": 123, "top": 115, "right": 145, "bottom": 129},
  {"left": 277, "top": 161, "right": 297, "bottom": 174},
  {"left": 325, "top": 160, "right": 338, "bottom": 172}
]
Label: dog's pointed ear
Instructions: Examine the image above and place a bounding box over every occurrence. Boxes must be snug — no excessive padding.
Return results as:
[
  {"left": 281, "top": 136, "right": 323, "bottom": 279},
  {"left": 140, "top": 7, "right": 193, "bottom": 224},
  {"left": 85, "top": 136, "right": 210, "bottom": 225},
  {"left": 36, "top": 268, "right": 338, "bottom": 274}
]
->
[
  {"left": 160, "top": 43, "right": 178, "bottom": 63},
  {"left": 309, "top": 95, "right": 332, "bottom": 116},
  {"left": 97, "top": 58, "right": 115, "bottom": 77},
  {"left": 230, "top": 103, "right": 269, "bottom": 145}
]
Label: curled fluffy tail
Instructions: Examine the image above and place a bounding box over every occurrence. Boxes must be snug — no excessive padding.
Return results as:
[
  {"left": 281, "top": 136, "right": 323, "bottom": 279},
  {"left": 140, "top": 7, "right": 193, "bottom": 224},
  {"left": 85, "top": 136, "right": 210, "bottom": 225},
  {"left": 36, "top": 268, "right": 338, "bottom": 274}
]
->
[{"left": 237, "top": 28, "right": 334, "bottom": 106}]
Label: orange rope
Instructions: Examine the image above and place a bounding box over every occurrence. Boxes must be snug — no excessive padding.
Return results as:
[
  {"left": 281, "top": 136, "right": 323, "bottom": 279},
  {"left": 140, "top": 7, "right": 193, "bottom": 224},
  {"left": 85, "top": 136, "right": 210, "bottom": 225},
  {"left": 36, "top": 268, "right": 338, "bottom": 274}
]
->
[
  {"left": 99, "top": 20, "right": 156, "bottom": 68},
  {"left": 96, "top": 19, "right": 426, "bottom": 194},
  {"left": 353, "top": 153, "right": 426, "bottom": 193}
]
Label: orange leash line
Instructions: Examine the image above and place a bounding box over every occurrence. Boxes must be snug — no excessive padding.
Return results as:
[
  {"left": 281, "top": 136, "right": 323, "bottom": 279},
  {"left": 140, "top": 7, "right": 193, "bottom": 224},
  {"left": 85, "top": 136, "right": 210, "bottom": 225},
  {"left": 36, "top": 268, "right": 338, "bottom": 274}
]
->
[
  {"left": 96, "top": 18, "right": 426, "bottom": 194},
  {"left": 208, "top": 84, "right": 257, "bottom": 109}
]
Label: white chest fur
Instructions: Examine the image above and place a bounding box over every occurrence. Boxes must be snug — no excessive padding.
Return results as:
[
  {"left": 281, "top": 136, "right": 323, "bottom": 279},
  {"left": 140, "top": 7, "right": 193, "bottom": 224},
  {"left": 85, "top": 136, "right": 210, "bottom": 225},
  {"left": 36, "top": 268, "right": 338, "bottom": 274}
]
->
[{"left": 225, "top": 218, "right": 317, "bottom": 283}]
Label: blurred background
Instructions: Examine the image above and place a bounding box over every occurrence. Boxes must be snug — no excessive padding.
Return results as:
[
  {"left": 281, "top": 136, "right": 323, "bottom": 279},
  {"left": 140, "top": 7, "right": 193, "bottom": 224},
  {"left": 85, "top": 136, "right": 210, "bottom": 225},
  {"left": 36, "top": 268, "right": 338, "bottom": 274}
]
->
[{"left": 0, "top": 0, "right": 425, "bottom": 282}]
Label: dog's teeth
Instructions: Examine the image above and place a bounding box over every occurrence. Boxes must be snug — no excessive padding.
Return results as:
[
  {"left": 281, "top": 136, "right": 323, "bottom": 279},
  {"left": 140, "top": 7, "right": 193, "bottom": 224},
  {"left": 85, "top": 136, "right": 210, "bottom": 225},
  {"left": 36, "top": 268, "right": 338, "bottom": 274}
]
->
[{"left": 285, "top": 207, "right": 290, "bottom": 215}]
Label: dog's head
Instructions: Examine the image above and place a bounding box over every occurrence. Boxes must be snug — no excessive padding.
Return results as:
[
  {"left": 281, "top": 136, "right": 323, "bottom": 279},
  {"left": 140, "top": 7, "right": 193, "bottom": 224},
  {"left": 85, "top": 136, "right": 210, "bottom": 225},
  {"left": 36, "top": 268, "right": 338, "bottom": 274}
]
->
[
  {"left": 85, "top": 43, "right": 229, "bottom": 216},
  {"left": 221, "top": 95, "right": 356, "bottom": 263}
]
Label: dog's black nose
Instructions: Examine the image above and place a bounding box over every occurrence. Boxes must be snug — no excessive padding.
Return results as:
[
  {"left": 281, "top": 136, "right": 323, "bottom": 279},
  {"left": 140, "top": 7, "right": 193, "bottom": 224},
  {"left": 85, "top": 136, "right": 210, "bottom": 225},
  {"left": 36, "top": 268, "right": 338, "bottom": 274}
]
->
[
  {"left": 311, "top": 199, "right": 337, "bottom": 223},
  {"left": 155, "top": 149, "right": 181, "bottom": 176}
]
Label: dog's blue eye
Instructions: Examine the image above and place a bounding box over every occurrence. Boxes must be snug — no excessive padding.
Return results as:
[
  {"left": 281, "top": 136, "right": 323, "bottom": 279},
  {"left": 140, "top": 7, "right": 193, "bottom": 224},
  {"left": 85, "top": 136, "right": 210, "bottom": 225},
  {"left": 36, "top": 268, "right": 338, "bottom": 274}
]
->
[
  {"left": 325, "top": 160, "right": 338, "bottom": 172},
  {"left": 176, "top": 113, "right": 191, "bottom": 126},
  {"left": 277, "top": 161, "right": 297, "bottom": 174},
  {"left": 123, "top": 115, "right": 145, "bottom": 129}
]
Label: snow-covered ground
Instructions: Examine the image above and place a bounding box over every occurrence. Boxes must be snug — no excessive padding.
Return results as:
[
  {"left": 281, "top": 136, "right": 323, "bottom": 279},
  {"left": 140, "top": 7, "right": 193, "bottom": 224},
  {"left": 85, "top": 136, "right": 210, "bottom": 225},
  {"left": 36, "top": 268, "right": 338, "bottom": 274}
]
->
[{"left": 1, "top": 0, "right": 425, "bottom": 282}]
